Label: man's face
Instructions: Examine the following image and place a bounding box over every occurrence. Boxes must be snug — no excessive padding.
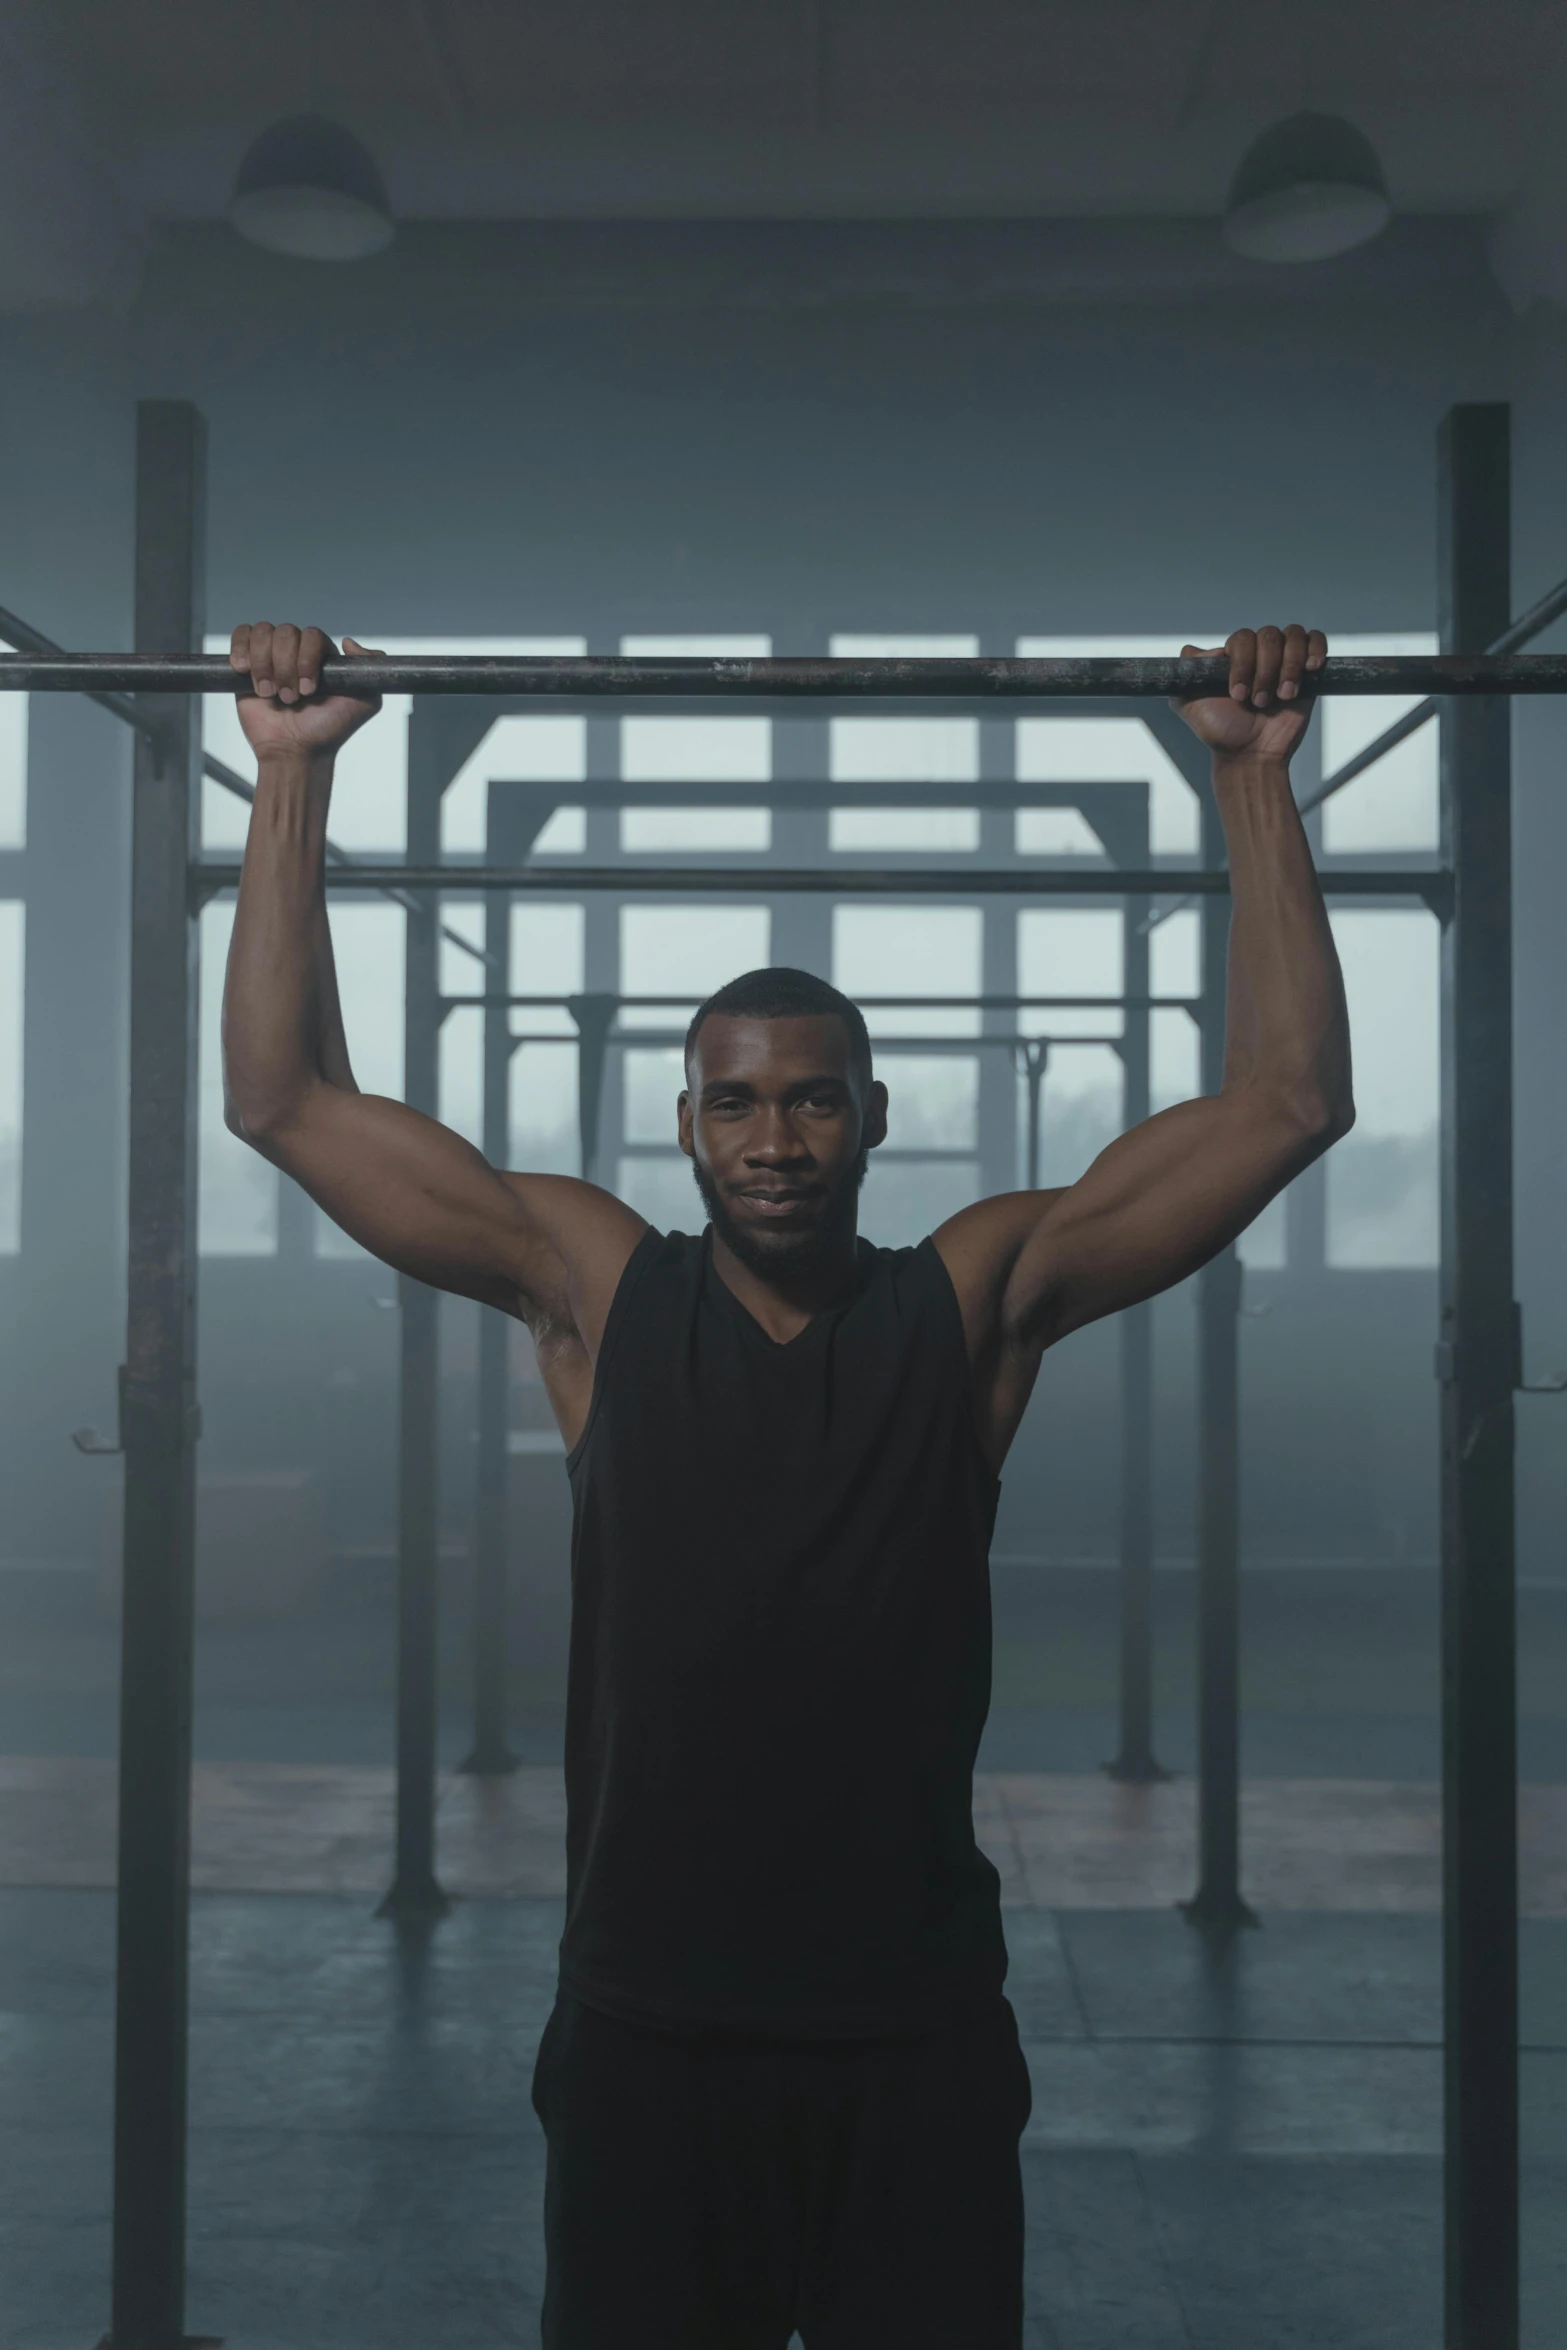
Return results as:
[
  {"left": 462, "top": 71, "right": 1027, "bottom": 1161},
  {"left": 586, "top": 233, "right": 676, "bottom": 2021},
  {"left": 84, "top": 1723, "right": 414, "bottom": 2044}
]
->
[{"left": 678, "top": 1013, "right": 888, "bottom": 1275}]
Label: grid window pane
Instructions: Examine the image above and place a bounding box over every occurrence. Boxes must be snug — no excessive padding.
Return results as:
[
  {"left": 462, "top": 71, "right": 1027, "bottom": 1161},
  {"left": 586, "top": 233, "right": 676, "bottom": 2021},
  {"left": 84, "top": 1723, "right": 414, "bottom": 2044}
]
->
[
  {"left": 1015, "top": 807, "right": 1101, "bottom": 857},
  {"left": 0, "top": 682, "right": 26, "bottom": 849},
  {"left": 1321, "top": 633, "right": 1439, "bottom": 854},
  {"left": 441, "top": 642, "right": 589, "bottom": 852},
  {"left": 623, "top": 1047, "right": 686, "bottom": 1146},
  {"left": 439, "top": 902, "right": 485, "bottom": 999},
  {"left": 829, "top": 634, "right": 979, "bottom": 790},
  {"left": 199, "top": 900, "right": 278, "bottom": 1255},
  {"left": 1326, "top": 909, "right": 1439, "bottom": 1266},
  {"left": 829, "top": 808, "right": 979, "bottom": 852},
  {"left": 622, "top": 807, "right": 772, "bottom": 852},
  {"left": 619, "top": 905, "right": 770, "bottom": 1032},
  {"left": 0, "top": 902, "right": 23, "bottom": 1248},
  {"left": 1016, "top": 636, "right": 1211, "bottom": 856},
  {"left": 1035, "top": 1043, "right": 1124, "bottom": 1188},
  {"left": 1018, "top": 909, "right": 1124, "bottom": 1038},
  {"left": 833, "top": 905, "right": 981, "bottom": 1038},
  {"left": 534, "top": 806, "right": 586, "bottom": 854},
  {"left": 509, "top": 903, "right": 583, "bottom": 1038},
  {"left": 511, "top": 1041, "right": 580, "bottom": 1176},
  {"left": 879, "top": 1055, "right": 979, "bottom": 1152},
  {"left": 1150, "top": 907, "right": 1200, "bottom": 1001},
  {"left": 621, "top": 635, "right": 771, "bottom": 793}
]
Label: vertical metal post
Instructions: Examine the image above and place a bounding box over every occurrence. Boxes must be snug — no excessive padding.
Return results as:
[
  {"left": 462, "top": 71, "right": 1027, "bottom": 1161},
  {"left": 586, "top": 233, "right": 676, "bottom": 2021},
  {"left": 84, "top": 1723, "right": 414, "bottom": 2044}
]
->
[
  {"left": 1437, "top": 402, "right": 1518, "bottom": 2350},
  {"left": 1107, "top": 809, "right": 1165, "bottom": 1784},
  {"left": 382, "top": 705, "right": 450, "bottom": 1916},
  {"left": 103, "top": 402, "right": 217, "bottom": 2350},
  {"left": 460, "top": 784, "right": 521, "bottom": 1777},
  {"left": 1184, "top": 779, "right": 1253, "bottom": 1928}
]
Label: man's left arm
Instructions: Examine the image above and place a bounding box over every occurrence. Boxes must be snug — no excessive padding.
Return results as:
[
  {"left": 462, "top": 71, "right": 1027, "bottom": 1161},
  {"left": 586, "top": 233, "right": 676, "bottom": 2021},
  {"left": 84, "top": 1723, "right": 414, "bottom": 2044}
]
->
[{"left": 938, "top": 625, "right": 1353, "bottom": 1392}]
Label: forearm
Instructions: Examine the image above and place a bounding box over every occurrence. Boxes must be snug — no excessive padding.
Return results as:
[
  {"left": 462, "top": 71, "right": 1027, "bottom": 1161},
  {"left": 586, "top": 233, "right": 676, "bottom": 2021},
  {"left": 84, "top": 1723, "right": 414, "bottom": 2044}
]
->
[
  {"left": 223, "top": 749, "right": 354, "bottom": 1140},
  {"left": 1213, "top": 752, "right": 1352, "bottom": 1136}
]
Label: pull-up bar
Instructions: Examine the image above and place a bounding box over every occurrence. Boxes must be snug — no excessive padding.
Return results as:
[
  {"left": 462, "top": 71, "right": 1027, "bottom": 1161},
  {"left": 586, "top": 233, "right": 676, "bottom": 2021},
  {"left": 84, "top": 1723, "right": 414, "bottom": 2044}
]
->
[
  {"left": 193, "top": 858, "right": 1451, "bottom": 907},
  {"left": 5, "top": 650, "right": 1567, "bottom": 703}
]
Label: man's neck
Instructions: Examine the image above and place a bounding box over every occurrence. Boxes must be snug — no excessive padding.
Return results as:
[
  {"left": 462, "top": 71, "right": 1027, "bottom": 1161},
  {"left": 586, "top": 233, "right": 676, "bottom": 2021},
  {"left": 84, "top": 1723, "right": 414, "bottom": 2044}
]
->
[{"left": 708, "top": 1225, "right": 862, "bottom": 1344}]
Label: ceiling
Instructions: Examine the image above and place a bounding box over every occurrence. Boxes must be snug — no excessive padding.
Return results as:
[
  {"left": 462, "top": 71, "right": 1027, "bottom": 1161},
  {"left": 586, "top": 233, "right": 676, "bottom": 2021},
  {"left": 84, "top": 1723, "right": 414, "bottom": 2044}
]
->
[
  {"left": 30, "top": 0, "right": 1540, "bottom": 222},
  {"left": 3, "top": 0, "right": 1564, "bottom": 311}
]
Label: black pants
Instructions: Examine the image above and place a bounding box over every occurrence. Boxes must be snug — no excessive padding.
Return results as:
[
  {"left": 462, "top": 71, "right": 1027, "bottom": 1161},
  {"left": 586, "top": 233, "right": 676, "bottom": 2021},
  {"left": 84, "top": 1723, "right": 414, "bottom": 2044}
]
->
[{"left": 531, "top": 1989, "right": 1031, "bottom": 2349}]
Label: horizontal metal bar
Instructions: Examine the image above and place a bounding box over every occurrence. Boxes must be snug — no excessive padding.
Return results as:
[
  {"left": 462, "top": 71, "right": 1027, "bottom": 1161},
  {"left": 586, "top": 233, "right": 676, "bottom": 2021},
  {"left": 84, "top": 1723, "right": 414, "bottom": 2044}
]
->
[
  {"left": 196, "top": 860, "right": 1451, "bottom": 903},
  {"left": 14, "top": 651, "right": 1567, "bottom": 704},
  {"left": 544, "top": 1029, "right": 1127, "bottom": 1054},
  {"left": 438, "top": 991, "right": 1197, "bottom": 1011}
]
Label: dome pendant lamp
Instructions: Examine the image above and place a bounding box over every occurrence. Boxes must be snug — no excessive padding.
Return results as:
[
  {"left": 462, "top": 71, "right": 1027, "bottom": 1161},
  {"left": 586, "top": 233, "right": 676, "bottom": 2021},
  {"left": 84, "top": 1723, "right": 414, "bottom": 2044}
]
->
[
  {"left": 230, "top": 112, "right": 395, "bottom": 261},
  {"left": 1222, "top": 111, "right": 1392, "bottom": 264}
]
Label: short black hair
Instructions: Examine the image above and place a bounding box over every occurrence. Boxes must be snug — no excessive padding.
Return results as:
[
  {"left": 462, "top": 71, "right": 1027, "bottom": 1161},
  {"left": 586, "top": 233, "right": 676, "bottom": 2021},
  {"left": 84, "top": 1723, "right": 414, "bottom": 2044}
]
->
[{"left": 684, "top": 966, "right": 874, "bottom": 1090}]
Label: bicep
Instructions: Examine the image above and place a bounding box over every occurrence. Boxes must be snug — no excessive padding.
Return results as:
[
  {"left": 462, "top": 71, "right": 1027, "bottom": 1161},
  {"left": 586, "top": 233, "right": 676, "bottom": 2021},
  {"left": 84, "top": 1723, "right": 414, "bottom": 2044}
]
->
[
  {"left": 246, "top": 1083, "right": 643, "bottom": 1319},
  {"left": 1007, "top": 1094, "right": 1320, "bottom": 1347}
]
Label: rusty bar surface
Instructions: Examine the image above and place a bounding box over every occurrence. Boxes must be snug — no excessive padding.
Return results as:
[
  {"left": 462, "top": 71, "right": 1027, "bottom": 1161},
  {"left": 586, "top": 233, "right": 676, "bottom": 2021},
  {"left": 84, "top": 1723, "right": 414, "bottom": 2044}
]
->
[
  {"left": 192, "top": 861, "right": 1450, "bottom": 903},
  {"left": 8, "top": 650, "right": 1567, "bottom": 703}
]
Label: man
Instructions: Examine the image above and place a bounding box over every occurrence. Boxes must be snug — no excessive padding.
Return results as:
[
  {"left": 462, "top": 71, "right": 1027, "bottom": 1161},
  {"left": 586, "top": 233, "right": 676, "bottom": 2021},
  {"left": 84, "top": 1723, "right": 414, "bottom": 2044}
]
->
[{"left": 222, "top": 619, "right": 1351, "bottom": 2349}]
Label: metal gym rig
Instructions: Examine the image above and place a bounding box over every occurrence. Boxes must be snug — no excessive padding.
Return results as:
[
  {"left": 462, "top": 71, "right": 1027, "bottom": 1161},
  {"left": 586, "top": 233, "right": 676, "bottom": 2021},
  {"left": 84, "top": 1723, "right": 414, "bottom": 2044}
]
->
[{"left": 1, "top": 397, "right": 1557, "bottom": 2349}]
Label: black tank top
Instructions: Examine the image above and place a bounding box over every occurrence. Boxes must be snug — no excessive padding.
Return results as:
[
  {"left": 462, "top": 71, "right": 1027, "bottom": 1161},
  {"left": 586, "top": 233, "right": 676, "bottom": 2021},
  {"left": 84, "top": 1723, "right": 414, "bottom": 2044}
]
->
[{"left": 557, "top": 1225, "right": 1008, "bottom": 2038}]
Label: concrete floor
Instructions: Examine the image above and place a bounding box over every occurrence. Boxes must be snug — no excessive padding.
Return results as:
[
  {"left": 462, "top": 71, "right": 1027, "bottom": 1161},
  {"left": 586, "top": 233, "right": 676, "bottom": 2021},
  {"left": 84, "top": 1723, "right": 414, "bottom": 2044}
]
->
[
  {"left": 5, "top": 1564, "right": 1565, "bottom": 2343},
  {"left": 4, "top": 1892, "right": 1567, "bottom": 2349}
]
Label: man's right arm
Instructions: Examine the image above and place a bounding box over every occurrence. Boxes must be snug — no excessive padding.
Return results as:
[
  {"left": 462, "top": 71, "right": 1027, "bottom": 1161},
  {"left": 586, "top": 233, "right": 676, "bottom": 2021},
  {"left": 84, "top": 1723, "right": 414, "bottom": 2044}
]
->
[{"left": 220, "top": 622, "right": 645, "bottom": 1345}]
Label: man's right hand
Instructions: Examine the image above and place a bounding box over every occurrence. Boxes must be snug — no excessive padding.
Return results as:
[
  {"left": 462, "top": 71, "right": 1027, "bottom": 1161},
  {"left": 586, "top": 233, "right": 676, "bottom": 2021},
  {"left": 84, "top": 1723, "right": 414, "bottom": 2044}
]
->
[{"left": 230, "top": 623, "right": 383, "bottom": 760}]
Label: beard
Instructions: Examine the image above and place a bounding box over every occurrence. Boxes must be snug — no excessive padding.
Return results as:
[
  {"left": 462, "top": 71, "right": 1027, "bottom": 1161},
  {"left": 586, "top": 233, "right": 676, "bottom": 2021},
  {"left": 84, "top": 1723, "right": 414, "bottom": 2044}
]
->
[{"left": 691, "top": 1147, "right": 869, "bottom": 1281}]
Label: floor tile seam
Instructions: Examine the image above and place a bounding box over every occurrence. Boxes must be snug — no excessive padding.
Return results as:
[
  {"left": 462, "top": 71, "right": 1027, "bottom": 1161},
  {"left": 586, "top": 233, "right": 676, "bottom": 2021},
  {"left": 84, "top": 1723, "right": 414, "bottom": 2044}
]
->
[{"left": 1048, "top": 1909, "right": 1097, "bottom": 2040}]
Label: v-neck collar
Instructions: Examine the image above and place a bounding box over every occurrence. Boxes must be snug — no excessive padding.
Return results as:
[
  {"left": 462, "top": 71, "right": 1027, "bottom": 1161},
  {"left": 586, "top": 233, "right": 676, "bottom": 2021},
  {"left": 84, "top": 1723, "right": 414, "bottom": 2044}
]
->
[{"left": 700, "top": 1226, "right": 874, "bottom": 1354}]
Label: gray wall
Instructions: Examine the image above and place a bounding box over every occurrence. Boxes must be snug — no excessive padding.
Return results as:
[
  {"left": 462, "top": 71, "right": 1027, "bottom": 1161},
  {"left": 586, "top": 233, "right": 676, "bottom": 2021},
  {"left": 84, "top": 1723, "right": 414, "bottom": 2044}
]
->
[{"left": 1, "top": 215, "right": 1563, "bottom": 1604}]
